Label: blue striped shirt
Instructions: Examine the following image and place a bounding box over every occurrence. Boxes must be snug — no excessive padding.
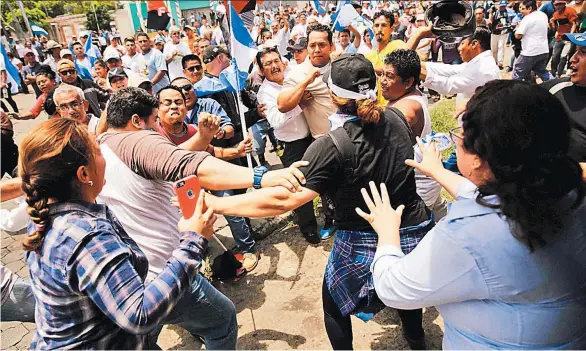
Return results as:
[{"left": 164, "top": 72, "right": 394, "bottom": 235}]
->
[{"left": 25, "top": 201, "right": 208, "bottom": 350}]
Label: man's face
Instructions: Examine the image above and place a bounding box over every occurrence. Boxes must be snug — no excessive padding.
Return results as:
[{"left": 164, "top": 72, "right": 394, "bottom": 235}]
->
[
  {"left": 183, "top": 59, "right": 204, "bottom": 84},
  {"left": 261, "top": 52, "right": 285, "bottom": 83},
  {"left": 185, "top": 28, "right": 194, "bottom": 38},
  {"left": 262, "top": 31, "right": 272, "bottom": 43},
  {"left": 299, "top": 15, "right": 307, "bottom": 24},
  {"left": 554, "top": 3, "right": 565, "bottom": 13},
  {"left": 475, "top": 9, "right": 485, "bottom": 22},
  {"left": 25, "top": 42, "right": 32, "bottom": 49},
  {"left": 308, "top": 31, "right": 333, "bottom": 67},
  {"left": 294, "top": 48, "right": 308, "bottom": 64},
  {"left": 25, "top": 52, "right": 36, "bottom": 64},
  {"left": 518, "top": 4, "right": 529, "bottom": 17},
  {"left": 380, "top": 64, "right": 412, "bottom": 101},
  {"left": 458, "top": 37, "right": 476, "bottom": 62},
  {"left": 569, "top": 45, "right": 586, "bottom": 86},
  {"left": 58, "top": 66, "right": 78, "bottom": 84},
  {"left": 171, "top": 30, "right": 181, "bottom": 44},
  {"left": 173, "top": 78, "right": 197, "bottom": 109},
  {"left": 106, "top": 59, "right": 122, "bottom": 70},
  {"left": 137, "top": 36, "right": 151, "bottom": 52},
  {"left": 199, "top": 39, "right": 211, "bottom": 53},
  {"left": 158, "top": 89, "right": 187, "bottom": 129},
  {"left": 373, "top": 15, "right": 393, "bottom": 44},
  {"left": 73, "top": 44, "right": 84, "bottom": 56},
  {"left": 55, "top": 91, "right": 87, "bottom": 121},
  {"left": 125, "top": 41, "right": 136, "bottom": 55},
  {"left": 339, "top": 32, "right": 351, "bottom": 46},
  {"left": 110, "top": 76, "right": 128, "bottom": 92},
  {"left": 216, "top": 53, "right": 231, "bottom": 71}
]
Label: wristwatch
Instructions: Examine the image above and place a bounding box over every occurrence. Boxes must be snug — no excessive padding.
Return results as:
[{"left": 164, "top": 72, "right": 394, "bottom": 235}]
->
[{"left": 253, "top": 166, "right": 269, "bottom": 189}]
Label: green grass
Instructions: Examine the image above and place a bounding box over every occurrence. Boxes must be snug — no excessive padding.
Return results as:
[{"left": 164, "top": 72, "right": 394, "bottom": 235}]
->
[{"left": 429, "top": 98, "right": 458, "bottom": 203}]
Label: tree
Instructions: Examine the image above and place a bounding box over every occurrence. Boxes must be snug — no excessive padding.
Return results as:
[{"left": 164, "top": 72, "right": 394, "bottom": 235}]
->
[{"left": 85, "top": 4, "right": 114, "bottom": 32}]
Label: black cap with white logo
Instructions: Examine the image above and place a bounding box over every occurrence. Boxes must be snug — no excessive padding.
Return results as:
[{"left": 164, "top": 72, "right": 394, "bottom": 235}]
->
[{"left": 324, "top": 53, "right": 377, "bottom": 101}]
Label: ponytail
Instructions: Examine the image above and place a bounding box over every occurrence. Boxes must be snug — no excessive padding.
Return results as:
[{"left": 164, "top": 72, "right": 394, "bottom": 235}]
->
[{"left": 331, "top": 93, "right": 382, "bottom": 124}]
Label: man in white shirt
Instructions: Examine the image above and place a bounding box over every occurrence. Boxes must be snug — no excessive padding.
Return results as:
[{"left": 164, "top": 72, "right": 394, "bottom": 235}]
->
[
  {"left": 335, "top": 25, "right": 361, "bottom": 54},
  {"left": 256, "top": 46, "right": 320, "bottom": 244},
  {"left": 212, "top": 24, "right": 225, "bottom": 45},
  {"left": 291, "top": 13, "right": 308, "bottom": 40},
  {"left": 122, "top": 36, "right": 147, "bottom": 75},
  {"left": 163, "top": 26, "right": 191, "bottom": 81},
  {"left": 421, "top": 26, "right": 501, "bottom": 106},
  {"left": 512, "top": 0, "right": 553, "bottom": 81},
  {"left": 103, "top": 35, "right": 126, "bottom": 59}
]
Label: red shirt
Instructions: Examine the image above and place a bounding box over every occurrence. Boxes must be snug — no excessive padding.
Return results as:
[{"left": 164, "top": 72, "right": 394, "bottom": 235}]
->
[
  {"left": 552, "top": 6, "right": 578, "bottom": 40},
  {"left": 157, "top": 122, "right": 197, "bottom": 145}
]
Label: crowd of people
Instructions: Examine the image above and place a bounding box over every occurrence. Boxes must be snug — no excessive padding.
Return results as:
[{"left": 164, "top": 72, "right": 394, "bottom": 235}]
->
[{"left": 1, "top": 0, "right": 586, "bottom": 350}]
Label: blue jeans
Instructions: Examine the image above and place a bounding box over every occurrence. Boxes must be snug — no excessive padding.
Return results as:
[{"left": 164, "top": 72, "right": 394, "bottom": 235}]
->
[
  {"left": 149, "top": 274, "right": 237, "bottom": 349},
  {"left": 512, "top": 53, "right": 552, "bottom": 81},
  {"left": 551, "top": 40, "right": 571, "bottom": 77},
  {"left": 251, "top": 119, "right": 277, "bottom": 156},
  {"left": 0, "top": 276, "right": 35, "bottom": 322},
  {"left": 212, "top": 189, "right": 255, "bottom": 253}
]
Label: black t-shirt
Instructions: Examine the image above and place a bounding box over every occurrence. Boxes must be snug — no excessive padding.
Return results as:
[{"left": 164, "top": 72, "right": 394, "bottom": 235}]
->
[
  {"left": 204, "top": 72, "right": 244, "bottom": 147},
  {"left": 299, "top": 108, "right": 430, "bottom": 231},
  {"left": 541, "top": 78, "right": 586, "bottom": 162}
]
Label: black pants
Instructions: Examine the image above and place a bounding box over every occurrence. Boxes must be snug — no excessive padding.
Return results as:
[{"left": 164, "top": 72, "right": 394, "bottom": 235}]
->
[
  {"left": 1, "top": 134, "right": 19, "bottom": 177},
  {"left": 1, "top": 83, "right": 19, "bottom": 113},
  {"left": 322, "top": 280, "right": 424, "bottom": 350},
  {"left": 279, "top": 136, "right": 318, "bottom": 234}
]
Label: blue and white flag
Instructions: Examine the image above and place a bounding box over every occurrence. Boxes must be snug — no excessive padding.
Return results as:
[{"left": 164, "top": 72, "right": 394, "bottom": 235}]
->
[
  {"left": 312, "top": 0, "right": 326, "bottom": 15},
  {"left": 29, "top": 22, "right": 48, "bottom": 37},
  {"left": 194, "top": 64, "right": 248, "bottom": 97},
  {"left": 229, "top": 2, "right": 257, "bottom": 74},
  {"left": 83, "top": 35, "right": 100, "bottom": 62},
  {"left": 331, "top": 1, "right": 355, "bottom": 31},
  {"left": 0, "top": 44, "right": 21, "bottom": 94},
  {"left": 362, "top": 16, "right": 374, "bottom": 38}
]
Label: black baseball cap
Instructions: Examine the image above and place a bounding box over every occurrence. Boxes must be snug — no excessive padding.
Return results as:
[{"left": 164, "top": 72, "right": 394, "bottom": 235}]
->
[
  {"left": 202, "top": 45, "right": 231, "bottom": 64},
  {"left": 324, "top": 53, "right": 377, "bottom": 100},
  {"left": 108, "top": 67, "right": 127, "bottom": 82},
  {"left": 287, "top": 37, "right": 307, "bottom": 52}
]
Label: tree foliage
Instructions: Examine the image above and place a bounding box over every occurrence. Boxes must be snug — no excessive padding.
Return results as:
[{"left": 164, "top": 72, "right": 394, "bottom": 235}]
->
[{"left": 0, "top": 0, "right": 120, "bottom": 35}]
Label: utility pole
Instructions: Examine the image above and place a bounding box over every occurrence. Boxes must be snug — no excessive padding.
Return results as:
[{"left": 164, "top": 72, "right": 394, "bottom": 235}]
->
[
  {"left": 17, "top": 0, "right": 34, "bottom": 38},
  {"left": 92, "top": 2, "right": 101, "bottom": 33}
]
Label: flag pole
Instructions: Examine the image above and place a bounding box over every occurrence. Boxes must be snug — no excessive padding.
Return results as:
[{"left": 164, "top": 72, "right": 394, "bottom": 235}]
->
[{"left": 228, "top": 0, "right": 253, "bottom": 169}]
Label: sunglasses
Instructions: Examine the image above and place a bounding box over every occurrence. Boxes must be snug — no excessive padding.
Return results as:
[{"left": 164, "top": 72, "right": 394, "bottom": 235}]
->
[
  {"left": 59, "top": 69, "right": 76, "bottom": 76},
  {"left": 173, "top": 84, "right": 193, "bottom": 92},
  {"left": 185, "top": 65, "right": 203, "bottom": 73}
]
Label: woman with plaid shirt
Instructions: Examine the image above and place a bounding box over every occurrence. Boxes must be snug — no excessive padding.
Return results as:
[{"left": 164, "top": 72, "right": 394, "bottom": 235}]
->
[{"left": 19, "top": 118, "right": 217, "bottom": 350}]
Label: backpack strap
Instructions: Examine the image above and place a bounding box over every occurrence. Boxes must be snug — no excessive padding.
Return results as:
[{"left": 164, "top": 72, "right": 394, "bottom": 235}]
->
[
  {"left": 328, "top": 126, "right": 355, "bottom": 180},
  {"left": 548, "top": 81, "right": 574, "bottom": 95}
]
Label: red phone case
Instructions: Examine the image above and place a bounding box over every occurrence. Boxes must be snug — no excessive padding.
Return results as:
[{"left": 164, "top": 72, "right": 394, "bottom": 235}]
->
[{"left": 173, "top": 175, "right": 202, "bottom": 218}]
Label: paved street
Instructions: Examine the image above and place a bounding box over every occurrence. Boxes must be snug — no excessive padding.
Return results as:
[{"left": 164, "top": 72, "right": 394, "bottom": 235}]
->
[{"left": 1, "top": 92, "right": 446, "bottom": 350}]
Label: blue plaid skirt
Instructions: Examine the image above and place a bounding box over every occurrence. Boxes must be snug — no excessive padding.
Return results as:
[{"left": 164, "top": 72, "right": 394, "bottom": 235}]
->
[{"left": 324, "top": 214, "right": 435, "bottom": 317}]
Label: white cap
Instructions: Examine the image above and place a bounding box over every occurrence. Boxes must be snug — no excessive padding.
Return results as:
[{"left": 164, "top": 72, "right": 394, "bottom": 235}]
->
[
  {"left": 104, "top": 51, "right": 121, "bottom": 62},
  {"left": 60, "top": 49, "right": 74, "bottom": 58}
]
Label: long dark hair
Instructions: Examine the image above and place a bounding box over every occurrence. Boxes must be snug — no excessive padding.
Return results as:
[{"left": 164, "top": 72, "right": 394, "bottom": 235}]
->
[
  {"left": 462, "top": 80, "right": 585, "bottom": 251},
  {"left": 19, "top": 118, "right": 96, "bottom": 251}
]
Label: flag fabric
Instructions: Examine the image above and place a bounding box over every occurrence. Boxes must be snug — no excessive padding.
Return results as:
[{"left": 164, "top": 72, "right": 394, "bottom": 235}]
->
[
  {"left": 229, "top": 2, "right": 258, "bottom": 74},
  {"left": 312, "top": 0, "right": 326, "bottom": 15},
  {"left": 0, "top": 44, "right": 21, "bottom": 94},
  {"left": 232, "top": 0, "right": 263, "bottom": 14},
  {"left": 332, "top": 3, "right": 360, "bottom": 31},
  {"left": 362, "top": 16, "right": 374, "bottom": 39},
  {"left": 29, "top": 22, "right": 48, "bottom": 37},
  {"left": 83, "top": 36, "right": 100, "bottom": 62},
  {"left": 193, "top": 65, "right": 248, "bottom": 96}
]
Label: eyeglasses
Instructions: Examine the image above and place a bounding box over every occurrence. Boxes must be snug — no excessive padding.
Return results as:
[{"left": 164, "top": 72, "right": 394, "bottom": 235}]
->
[
  {"left": 449, "top": 126, "right": 464, "bottom": 144},
  {"left": 59, "top": 69, "right": 76, "bottom": 76},
  {"left": 172, "top": 84, "right": 193, "bottom": 92},
  {"left": 56, "top": 100, "right": 83, "bottom": 112},
  {"left": 185, "top": 65, "right": 203, "bottom": 73}
]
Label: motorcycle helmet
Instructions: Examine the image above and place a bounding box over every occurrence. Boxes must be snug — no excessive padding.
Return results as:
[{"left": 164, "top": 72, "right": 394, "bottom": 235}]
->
[{"left": 425, "top": 0, "right": 476, "bottom": 39}]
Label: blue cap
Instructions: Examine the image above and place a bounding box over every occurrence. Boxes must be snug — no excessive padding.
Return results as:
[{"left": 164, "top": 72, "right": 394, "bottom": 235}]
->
[
  {"left": 499, "top": 0, "right": 507, "bottom": 6},
  {"left": 562, "top": 33, "right": 586, "bottom": 47}
]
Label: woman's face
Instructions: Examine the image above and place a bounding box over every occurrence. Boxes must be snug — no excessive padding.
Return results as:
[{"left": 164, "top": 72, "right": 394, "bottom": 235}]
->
[
  {"left": 36, "top": 75, "right": 55, "bottom": 93},
  {"left": 94, "top": 65, "right": 107, "bottom": 79},
  {"left": 453, "top": 125, "right": 489, "bottom": 186}
]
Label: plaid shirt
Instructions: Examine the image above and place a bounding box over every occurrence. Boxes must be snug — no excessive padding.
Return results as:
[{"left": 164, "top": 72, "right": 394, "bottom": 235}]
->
[
  {"left": 325, "top": 214, "right": 435, "bottom": 317},
  {"left": 25, "top": 201, "right": 208, "bottom": 350}
]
